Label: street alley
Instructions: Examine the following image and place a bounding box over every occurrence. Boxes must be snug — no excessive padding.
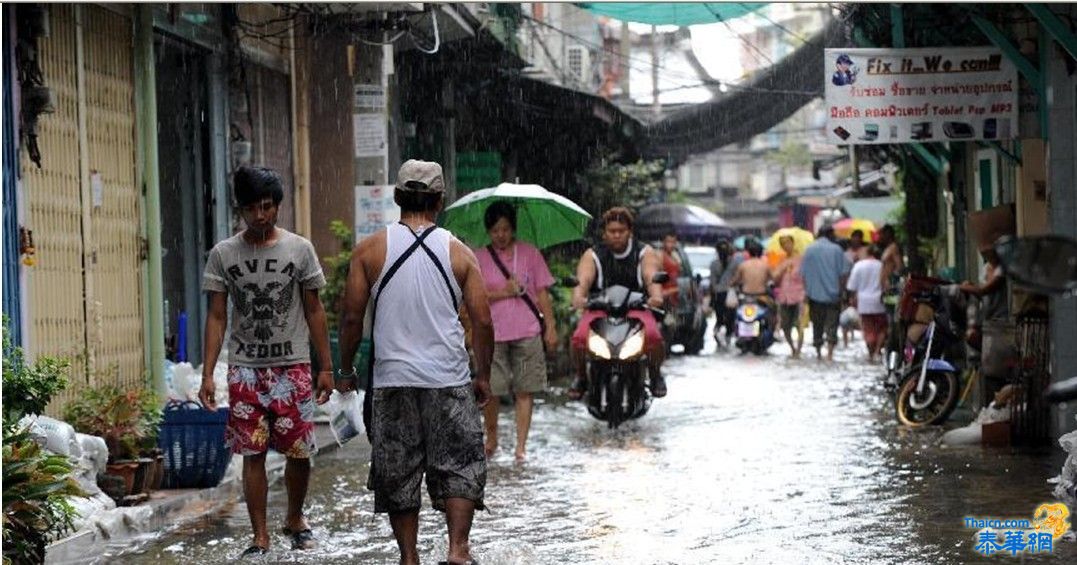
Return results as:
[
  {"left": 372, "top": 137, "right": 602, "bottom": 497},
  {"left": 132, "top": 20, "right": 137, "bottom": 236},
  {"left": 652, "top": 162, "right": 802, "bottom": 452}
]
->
[{"left": 115, "top": 335, "right": 1076, "bottom": 564}]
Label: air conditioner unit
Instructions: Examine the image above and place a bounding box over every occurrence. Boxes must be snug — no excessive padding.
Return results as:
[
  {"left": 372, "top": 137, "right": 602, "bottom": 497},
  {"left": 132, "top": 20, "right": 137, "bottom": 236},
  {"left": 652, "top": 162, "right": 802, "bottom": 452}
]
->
[{"left": 567, "top": 46, "right": 590, "bottom": 84}]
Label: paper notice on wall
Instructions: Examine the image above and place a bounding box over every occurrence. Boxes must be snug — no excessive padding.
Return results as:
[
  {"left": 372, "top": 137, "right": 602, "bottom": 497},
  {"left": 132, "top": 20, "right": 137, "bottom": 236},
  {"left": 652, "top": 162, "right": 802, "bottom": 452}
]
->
[
  {"left": 354, "top": 84, "right": 386, "bottom": 110},
  {"left": 354, "top": 114, "right": 388, "bottom": 158},
  {"left": 825, "top": 48, "right": 1018, "bottom": 145},
  {"left": 91, "top": 172, "right": 103, "bottom": 208},
  {"left": 354, "top": 185, "right": 400, "bottom": 240}
]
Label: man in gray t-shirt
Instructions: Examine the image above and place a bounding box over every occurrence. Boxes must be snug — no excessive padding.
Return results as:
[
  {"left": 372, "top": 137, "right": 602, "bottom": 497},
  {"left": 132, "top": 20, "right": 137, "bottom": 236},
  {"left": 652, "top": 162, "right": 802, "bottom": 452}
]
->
[{"left": 198, "top": 166, "right": 333, "bottom": 558}]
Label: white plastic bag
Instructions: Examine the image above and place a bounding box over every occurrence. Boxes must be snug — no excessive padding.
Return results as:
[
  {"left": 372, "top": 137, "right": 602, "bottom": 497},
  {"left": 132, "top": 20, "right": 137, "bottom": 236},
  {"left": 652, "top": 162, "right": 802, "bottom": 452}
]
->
[
  {"left": 839, "top": 306, "right": 860, "bottom": 329},
  {"left": 724, "top": 289, "right": 739, "bottom": 309},
  {"left": 325, "top": 390, "right": 364, "bottom": 446}
]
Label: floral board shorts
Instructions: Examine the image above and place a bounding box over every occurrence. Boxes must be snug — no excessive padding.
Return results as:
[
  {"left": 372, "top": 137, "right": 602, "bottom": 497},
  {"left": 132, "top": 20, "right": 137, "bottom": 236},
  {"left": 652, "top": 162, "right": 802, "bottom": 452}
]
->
[
  {"left": 367, "top": 384, "right": 486, "bottom": 514},
  {"left": 226, "top": 363, "right": 317, "bottom": 459}
]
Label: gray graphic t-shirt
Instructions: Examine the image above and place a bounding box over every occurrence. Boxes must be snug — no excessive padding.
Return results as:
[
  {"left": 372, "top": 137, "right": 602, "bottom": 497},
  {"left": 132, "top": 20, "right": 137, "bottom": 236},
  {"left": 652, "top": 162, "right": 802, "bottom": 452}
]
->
[{"left": 202, "top": 229, "right": 326, "bottom": 367}]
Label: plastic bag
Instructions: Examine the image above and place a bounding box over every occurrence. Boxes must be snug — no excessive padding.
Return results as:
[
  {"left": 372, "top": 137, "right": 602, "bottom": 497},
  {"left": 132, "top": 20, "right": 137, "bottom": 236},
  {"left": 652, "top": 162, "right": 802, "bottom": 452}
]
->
[
  {"left": 839, "top": 306, "right": 860, "bottom": 329},
  {"left": 325, "top": 390, "right": 364, "bottom": 447},
  {"left": 724, "top": 290, "right": 738, "bottom": 309}
]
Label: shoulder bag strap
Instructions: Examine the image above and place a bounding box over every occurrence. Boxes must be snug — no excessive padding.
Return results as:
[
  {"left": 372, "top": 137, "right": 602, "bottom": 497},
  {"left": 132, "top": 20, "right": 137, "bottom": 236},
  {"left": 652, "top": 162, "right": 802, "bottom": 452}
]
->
[{"left": 486, "top": 245, "right": 545, "bottom": 333}]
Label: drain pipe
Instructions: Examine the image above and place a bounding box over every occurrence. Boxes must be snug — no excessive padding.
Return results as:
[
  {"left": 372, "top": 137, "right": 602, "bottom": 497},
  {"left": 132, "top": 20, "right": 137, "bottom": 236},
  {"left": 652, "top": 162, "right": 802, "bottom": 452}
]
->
[{"left": 135, "top": 6, "right": 166, "bottom": 398}]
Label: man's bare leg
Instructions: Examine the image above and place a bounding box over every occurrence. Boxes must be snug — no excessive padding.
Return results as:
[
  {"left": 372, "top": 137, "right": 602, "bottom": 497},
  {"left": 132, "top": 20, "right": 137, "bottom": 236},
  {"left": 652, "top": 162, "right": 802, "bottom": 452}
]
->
[
  {"left": 482, "top": 401, "right": 499, "bottom": 458},
  {"left": 284, "top": 457, "right": 313, "bottom": 542},
  {"left": 514, "top": 392, "right": 534, "bottom": 461},
  {"left": 243, "top": 453, "right": 270, "bottom": 550},
  {"left": 389, "top": 510, "right": 420, "bottom": 565},
  {"left": 445, "top": 497, "right": 476, "bottom": 564}
]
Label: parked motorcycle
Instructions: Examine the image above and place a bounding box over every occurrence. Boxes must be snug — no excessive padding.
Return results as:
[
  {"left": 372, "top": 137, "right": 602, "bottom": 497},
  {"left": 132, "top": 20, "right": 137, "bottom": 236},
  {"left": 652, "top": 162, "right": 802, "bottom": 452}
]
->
[
  {"left": 573, "top": 274, "right": 668, "bottom": 429},
  {"left": 734, "top": 293, "right": 774, "bottom": 355},
  {"left": 894, "top": 285, "right": 968, "bottom": 426}
]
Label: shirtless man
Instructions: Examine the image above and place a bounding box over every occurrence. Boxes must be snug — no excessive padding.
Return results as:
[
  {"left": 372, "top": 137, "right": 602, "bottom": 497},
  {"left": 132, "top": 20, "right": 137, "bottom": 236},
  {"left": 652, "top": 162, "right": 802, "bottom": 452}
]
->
[
  {"left": 730, "top": 240, "right": 775, "bottom": 328},
  {"left": 731, "top": 239, "right": 772, "bottom": 296},
  {"left": 878, "top": 224, "right": 904, "bottom": 293}
]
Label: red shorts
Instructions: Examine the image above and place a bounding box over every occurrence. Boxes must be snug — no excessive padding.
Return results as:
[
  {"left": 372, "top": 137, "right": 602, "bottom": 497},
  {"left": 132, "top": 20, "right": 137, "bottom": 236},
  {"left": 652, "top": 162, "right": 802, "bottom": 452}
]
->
[
  {"left": 571, "top": 309, "right": 664, "bottom": 350},
  {"left": 860, "top": 313, "right": 889, "bottom": 348},
  {"left": 225, "top": 363, "right": 317, "bottom": 458}
]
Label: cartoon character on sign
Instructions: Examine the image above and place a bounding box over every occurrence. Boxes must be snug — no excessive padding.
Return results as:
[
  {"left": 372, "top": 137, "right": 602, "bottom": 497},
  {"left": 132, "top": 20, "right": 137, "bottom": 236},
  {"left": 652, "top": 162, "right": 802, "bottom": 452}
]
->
[
  {"left": 1032, "top": 503, "right": 1071, "bottom": 538},
  {"left": 832, "top": 53, "right": 858, "bottom": 86}
]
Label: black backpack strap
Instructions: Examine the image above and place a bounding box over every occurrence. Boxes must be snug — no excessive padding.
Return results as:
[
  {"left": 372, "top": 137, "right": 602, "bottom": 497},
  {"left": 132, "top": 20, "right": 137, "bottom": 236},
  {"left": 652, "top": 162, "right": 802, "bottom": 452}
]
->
[{"left": 485, "top": 244, "right": 545, "bottom": 334}]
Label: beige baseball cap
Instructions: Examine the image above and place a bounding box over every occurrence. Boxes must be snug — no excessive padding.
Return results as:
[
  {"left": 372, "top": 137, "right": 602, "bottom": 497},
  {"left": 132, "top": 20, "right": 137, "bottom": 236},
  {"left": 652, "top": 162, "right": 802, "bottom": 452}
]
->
[{"left": 396, "top": 159, "right": 445, "bottom": 193}]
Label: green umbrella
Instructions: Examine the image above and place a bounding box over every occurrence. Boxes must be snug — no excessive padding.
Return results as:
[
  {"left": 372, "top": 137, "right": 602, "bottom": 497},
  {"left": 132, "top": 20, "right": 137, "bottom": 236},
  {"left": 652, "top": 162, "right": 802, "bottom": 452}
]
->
[{"left": 442, "top": 183, "right": 592, "bottom": 249}]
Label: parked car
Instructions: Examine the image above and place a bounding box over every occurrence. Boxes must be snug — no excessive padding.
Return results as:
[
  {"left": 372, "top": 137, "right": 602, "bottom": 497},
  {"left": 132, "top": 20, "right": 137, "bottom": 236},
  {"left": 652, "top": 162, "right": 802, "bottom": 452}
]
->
[
  {"left": 652, "top": 242, "right": 709, "bottom": 355},
  {"left": 683, "top": 245, "right": 718, "bottom": 299}
]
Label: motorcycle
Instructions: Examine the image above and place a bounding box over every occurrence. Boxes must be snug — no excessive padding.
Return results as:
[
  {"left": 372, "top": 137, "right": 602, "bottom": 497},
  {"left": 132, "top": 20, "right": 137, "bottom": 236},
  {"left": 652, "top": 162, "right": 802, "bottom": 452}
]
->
[
  {"left": 575, "top": 274, "right": 668, "bottom": 429},
  {"left": 894, "top": 285, "right": 968, "bottom": 426},
  {"left": 734, "top": 293, "right": 774, "bottom": 355}
]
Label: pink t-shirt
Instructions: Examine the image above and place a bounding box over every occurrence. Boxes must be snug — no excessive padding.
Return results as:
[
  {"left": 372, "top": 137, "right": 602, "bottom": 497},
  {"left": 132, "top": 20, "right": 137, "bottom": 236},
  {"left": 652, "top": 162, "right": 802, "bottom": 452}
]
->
[
  {"left": 475, "top": 242, "right": 555, "bottom": 343},
  {"left": 776, "top": 255, "right": 806, "bottom": 305}
]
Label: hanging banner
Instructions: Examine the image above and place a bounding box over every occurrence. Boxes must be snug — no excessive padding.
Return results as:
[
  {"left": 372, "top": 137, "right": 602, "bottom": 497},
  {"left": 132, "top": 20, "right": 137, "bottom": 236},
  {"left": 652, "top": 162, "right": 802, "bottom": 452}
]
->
[{"left": 825, "top": 48, "right": 1017, "bottom": 145}]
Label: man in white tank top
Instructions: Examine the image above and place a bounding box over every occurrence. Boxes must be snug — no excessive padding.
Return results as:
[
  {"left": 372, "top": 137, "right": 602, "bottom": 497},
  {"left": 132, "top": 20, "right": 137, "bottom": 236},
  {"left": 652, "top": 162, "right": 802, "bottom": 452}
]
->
[{"left": 338, "top": 160, "right": 494, "bottom": 565}]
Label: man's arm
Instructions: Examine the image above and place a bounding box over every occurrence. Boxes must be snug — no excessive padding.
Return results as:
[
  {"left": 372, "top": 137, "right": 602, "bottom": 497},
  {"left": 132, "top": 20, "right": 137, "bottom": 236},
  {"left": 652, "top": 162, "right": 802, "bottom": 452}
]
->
[
  {"left": 641, "top": 247, "right": 663, "bottom": 307},
  {"left": 198, "top": 291, "right": 228, "bottom": 410},
  {"left": 730, "top": 262, "right": 744, "bottom": 289},
  {"left": 572, "top": 249, "right": 596, "bottom": 310},
  {"left": 301, "top": 288, "right": 334, "bottom": 404},
  {"left": 452, "top": 241, "right": 494, "bottom": 408},
  {"left": 338, "top": 238, "right": 373, "bottom": 392}
]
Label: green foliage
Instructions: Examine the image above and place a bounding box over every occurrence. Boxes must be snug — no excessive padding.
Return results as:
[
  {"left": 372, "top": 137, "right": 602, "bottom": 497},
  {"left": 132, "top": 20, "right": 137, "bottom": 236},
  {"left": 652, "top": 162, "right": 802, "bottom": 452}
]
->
[
  {"left": 1, "top": 318, "right": 83, "bottom": 565},
  {"left": 545, "top": 255, "right": 580, "bottom": 349},
  {"left": 320, "top": 220, "right": 353, "bottom": 329},
  {"left": 2, "top": 323, "right": 70, "bottom": 432},
  {"left": 2, "top": 427, "right": 85, "bottom": 565},
  {"left": 765, "top": 140, "right": 812, "bottom": 169},
  {"left": 575, "top": 157, "right": 666, "bottom": 223},
  {"left": 62, "top": 385, "right": 160, "bottom": 461}
]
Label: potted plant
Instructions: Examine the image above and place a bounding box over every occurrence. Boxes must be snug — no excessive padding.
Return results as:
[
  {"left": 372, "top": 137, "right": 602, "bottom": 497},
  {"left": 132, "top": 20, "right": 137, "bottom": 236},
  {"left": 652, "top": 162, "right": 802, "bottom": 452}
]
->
[
  {"left": 2, "top": 318, "right": 85, "bottom": 563},
  {"left": 62, "top": 384, "right": 160, "bottom": 500}
]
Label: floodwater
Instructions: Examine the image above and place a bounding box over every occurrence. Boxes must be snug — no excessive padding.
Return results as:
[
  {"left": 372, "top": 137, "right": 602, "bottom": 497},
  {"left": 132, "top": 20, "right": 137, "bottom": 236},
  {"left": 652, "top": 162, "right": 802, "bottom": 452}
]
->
[{"left": 114, "top": 335, "right": 1076, "bottom": 564}]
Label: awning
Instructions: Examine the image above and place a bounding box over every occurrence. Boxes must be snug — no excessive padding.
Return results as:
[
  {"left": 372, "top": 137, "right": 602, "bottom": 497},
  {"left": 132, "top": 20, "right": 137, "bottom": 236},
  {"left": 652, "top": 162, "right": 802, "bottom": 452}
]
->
[
  {"left": 841, "top": 197, "right": 903, "bottom": 225},
  {"left": 643, "top": 17, "right": 843, "bottom": 160},
  {"left": 577, "top": 2, "right": 766, "bottom": 26}
]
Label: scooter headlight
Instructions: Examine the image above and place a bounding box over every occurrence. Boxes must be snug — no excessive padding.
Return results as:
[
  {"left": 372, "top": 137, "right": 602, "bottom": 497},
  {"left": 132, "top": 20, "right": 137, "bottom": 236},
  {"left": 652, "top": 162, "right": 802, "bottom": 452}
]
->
[
  {"left": 587, "top": 331, "right": 612, "bottom": 359},
  {"left": 618, "top": 331, "right": 645, "bottom": 360}
]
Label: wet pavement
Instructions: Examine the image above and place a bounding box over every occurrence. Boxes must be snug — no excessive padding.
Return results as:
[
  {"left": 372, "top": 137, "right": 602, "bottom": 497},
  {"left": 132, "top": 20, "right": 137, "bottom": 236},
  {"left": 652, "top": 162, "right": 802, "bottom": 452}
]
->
[{"left": 114, "top": 333, "right": 1076, "bottom": 564}]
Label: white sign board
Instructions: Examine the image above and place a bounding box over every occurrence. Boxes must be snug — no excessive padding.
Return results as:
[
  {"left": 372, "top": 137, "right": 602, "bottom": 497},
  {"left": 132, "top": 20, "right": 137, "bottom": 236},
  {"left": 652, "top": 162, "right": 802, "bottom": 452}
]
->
[
  {"left": 354, "top": 83, "right": 386, "bottom": 110},
  {"left": 825, "top": 48, "right": 1018, "bottom": 145},
  {"left": 354, "top": 185, "right": 400, "bottom": 240},
  {"left": 354, "top": 114, "right": 388, "bottom": 158}
]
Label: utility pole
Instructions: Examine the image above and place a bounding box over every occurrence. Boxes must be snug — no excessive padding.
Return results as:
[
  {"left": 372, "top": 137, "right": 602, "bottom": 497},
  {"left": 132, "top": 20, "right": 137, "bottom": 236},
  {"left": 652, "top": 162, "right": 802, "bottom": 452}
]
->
[
  {"left": 850, "top": 145, "right": 859, "bottom": 194},
  {"left": 651, "top": 25, "right": 660, "bottom": 119}
]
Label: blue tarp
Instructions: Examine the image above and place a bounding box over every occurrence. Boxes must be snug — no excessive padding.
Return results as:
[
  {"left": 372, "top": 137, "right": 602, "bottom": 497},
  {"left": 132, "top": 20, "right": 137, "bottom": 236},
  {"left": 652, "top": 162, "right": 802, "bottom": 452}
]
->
[{"left": 577, "top": 3, "right": 766, "bottom": 26}]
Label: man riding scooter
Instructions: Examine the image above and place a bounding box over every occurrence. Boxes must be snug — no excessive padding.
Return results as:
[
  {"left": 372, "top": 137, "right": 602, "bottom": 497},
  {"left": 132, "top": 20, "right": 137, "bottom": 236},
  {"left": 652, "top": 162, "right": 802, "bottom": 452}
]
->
[
  {"left": 730, "top": 239, "right": 777, "bottom": 351},
  {"left": 569, "top": 207, "right": 668, "bottom": 399}
]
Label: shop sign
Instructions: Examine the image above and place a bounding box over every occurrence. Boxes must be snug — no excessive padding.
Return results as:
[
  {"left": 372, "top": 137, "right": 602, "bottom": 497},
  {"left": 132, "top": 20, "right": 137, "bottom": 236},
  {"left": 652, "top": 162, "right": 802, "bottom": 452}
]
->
[{"left": 825, "top": 48, "right": 1017, "bottom": 145}]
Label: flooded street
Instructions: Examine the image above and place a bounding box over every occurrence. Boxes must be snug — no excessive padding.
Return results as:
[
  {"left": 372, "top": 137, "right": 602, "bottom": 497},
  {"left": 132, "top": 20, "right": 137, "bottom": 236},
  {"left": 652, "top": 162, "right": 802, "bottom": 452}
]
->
[{"left": 118, "top": 336, "right": 1075, "bottom": 564}]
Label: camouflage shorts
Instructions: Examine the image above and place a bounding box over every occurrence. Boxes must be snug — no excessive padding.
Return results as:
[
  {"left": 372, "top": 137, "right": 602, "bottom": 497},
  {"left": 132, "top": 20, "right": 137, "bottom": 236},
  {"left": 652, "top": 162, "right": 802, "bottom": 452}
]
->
[{"left": 367, "top": 384, "right": 486, "bottom": 514}]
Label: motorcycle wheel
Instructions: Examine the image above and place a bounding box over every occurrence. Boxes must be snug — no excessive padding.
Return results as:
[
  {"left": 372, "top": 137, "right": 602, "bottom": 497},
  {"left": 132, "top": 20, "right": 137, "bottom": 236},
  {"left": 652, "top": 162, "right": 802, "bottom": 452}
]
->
[
  {"left": 751, "top": 338, "right": 765, "bottom": 356},
  {"left": 606, "top": 372, "right": 624, "bottom": 429},
  {"left": 895, "top": 369, "right": 960, "bottom": 427}
]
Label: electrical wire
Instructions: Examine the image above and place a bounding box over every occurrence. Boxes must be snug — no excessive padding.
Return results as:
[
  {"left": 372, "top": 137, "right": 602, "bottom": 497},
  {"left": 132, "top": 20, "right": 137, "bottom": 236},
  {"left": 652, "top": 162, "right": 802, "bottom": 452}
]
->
[
  {"left": 409, "top": 8, "right": 440, "bottom": 54},
  {"left": 705, "top": 3, "right": 774, "bottom": 68},
  {"left": 741, "top": 3, "right": 812, "bottom": 44}
]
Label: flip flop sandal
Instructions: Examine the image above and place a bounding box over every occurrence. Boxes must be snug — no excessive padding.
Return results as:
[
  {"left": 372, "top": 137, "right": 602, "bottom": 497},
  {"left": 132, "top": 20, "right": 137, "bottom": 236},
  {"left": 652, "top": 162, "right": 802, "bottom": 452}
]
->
[
  {"left": 237, "top": 546, "right": 268, "bottom": 560},
  {"left": 281, "top": 527, "right": 317, "bottom": 550}
]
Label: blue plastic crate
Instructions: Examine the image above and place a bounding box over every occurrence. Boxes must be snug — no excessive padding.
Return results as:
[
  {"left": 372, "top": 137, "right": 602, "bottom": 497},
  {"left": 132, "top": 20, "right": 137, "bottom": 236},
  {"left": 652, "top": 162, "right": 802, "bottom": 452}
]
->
[{"left": 157, "top": 401, "right": 232, "bottom": 489}]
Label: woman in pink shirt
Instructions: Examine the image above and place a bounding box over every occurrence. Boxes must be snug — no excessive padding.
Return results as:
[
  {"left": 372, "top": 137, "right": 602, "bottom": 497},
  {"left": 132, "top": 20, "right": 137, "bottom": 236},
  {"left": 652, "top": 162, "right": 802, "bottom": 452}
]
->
[
  {"left": 474, "top": 201, "right": 557, "bottom": 462},
  {"left": 772, "top": 235, "right": 807, "bottom": 358}
]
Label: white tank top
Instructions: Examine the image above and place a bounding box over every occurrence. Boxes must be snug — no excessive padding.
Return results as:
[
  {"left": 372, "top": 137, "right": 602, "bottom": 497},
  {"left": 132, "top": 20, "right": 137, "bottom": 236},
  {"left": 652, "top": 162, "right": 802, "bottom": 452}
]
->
[{"left": 371, "top": 223, "right": 470, "bottom": 388}]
